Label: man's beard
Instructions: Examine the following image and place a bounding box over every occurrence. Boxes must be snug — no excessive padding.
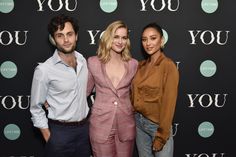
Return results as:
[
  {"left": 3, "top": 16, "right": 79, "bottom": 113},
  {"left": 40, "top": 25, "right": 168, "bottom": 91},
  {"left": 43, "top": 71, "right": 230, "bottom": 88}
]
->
[{"left": 57, "top": 43, "right": 76, "bottom": 54}]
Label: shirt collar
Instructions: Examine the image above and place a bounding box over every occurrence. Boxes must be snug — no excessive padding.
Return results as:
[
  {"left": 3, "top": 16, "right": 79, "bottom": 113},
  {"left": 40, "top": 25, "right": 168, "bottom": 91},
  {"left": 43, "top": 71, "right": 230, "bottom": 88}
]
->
[
  {"left": 52, "top": 50, "right": 63, "bottom": 65},
  {"left": 51, "top": 49, "right": 83, "bottom": 65},
  {"left": 153, "top": 52, "right": 165, "bottom": 66}
]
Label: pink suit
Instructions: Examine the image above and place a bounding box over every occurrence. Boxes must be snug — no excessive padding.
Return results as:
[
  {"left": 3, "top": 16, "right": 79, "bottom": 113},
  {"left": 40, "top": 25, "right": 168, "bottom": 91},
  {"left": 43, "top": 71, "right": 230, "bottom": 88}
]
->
[{"left": 87, "top": 56, "right": 138, "bottom": 157}]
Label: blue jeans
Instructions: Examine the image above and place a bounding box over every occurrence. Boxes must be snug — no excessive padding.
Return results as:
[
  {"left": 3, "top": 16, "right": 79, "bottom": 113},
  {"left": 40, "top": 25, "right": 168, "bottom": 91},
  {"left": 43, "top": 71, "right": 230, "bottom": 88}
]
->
[{"left": 135, "top": 113, "right": 173, "bottom": 157}]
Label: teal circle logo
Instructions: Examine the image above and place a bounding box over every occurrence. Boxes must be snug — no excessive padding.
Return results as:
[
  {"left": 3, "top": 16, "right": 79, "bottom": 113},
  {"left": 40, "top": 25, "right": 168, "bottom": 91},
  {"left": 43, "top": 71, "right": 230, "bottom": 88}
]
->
[
  {"left": 4, "top": 124, "right": 21, "bottom": 140},
  {"left": 0, "top": 61, "right": 17, "bottom": 78},
  {"left": 200, "top": 60, "right": 217, "bottom": 77},
  {"left": 100, "top": 0, "right": 118, "bottom": 13},
  {"left": 0, "top": 0, "right": 14, "bottom": 13},
  {"left": 198, "top": 121, "right": 214, "bottom": 138},
  {"left": 162, "top": 29, "right": 168, "bottom": 45},
  {"left": 201, "top": 0, "right": 218, "bottom": 13}
]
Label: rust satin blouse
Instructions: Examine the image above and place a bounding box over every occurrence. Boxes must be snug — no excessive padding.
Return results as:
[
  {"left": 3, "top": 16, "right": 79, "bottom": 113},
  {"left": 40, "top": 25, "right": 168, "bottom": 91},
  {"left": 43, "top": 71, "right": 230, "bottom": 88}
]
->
[{"left": 131, "top": 52, "right": 179, "bottom": 143}]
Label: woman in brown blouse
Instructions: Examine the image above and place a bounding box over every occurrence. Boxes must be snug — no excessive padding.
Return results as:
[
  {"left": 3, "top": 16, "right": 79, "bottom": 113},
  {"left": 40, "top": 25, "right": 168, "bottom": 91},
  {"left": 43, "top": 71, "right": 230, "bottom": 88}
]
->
[{"left": 131, "top": 22, "right": 179, "bottom": 157}]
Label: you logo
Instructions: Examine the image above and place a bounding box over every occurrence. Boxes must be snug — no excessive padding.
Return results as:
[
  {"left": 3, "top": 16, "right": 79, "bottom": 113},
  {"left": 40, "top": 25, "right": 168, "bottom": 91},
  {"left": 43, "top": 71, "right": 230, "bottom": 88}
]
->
[
  {"left": 140, "top": 0, "right": 180, "bottom": 12},
  {"left": 0, "top": 30, "right": 28, "bottom": 46},
  {"left": 36, "top": 0, "right": 78, "bottom": 11},
  {"left": 87, "top": 30, "right": 105, "bottom": 45},
  {"left": 185, "top": 153, "right": 225, "bottom": 157},
  {"left": 188, "top": 30, "right": 230, "bottom": 45},
  {"left": 187, "top": 94, "right": 227, "bottom": 108},
  {"left": 0, "top": 95, "right": 30, "bottom": 110}
]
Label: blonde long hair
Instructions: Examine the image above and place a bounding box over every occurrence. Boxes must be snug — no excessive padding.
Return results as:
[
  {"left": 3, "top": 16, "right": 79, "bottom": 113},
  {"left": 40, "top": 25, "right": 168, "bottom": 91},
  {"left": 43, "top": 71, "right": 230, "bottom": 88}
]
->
[{"left": 97, "top": 20, "right": 132, "bottom": 63}]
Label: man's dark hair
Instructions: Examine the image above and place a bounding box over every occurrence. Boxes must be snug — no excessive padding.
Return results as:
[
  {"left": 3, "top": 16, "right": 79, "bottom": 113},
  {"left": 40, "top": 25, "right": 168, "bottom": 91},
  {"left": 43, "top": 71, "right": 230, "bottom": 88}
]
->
[{"left": 48, "top": 14, "right": 79, "bottom": 37}]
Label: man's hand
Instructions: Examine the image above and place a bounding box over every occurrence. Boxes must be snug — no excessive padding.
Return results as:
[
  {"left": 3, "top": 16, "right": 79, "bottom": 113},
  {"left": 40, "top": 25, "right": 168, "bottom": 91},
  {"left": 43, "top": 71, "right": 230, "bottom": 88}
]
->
[{"left": 40, "top": 128, "right": 51, "bottom": 142}]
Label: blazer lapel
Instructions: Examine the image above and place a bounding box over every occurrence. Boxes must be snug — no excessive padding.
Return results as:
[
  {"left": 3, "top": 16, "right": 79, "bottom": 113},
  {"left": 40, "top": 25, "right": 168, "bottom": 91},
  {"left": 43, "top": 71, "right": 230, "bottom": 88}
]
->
[
  {"left": 101, "top": 62, "right": 118, "bottom": 95},
  {"left": 116, "top": 61, "right": 129, "bottom": 89}
]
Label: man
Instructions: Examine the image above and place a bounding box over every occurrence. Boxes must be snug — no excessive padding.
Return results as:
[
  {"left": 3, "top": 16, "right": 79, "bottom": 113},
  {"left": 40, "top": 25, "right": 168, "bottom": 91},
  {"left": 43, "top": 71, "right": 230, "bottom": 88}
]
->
[{"left": 30, "top": 14, "right": 91, "bottom": 157}]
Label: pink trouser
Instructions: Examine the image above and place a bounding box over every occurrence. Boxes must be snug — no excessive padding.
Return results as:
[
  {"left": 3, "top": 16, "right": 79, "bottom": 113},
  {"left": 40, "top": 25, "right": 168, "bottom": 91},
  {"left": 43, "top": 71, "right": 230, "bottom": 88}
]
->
[{"left": 90, "top": 115, "right": 134, "bottom": 157}]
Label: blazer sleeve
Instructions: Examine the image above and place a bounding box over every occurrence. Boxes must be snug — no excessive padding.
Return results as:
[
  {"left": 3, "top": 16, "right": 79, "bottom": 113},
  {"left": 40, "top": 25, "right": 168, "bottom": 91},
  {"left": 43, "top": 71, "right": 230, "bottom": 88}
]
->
[{"left": 87, "top": 58, "right": 95, "bottom": 97}]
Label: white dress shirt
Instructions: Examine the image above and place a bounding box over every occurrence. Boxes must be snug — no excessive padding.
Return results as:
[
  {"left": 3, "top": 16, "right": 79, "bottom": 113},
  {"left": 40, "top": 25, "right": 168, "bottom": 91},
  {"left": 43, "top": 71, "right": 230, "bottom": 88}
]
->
[{"left": 30, "top": 50, "right": 89, "bottom": 129}]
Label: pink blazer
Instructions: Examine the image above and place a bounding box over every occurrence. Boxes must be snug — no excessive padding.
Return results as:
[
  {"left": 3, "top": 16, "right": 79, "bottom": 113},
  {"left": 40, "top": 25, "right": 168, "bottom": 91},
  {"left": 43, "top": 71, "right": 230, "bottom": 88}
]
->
[{"left": 87, "top": 56, "right": 138, "bottom": 143}]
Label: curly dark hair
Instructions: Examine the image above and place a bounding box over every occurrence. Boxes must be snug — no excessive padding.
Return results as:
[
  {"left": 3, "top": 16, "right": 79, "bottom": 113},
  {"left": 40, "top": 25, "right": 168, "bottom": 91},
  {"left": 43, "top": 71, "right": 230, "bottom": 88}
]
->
[{"left": 48, "top": 14, "right": 79, "bottom": 37}]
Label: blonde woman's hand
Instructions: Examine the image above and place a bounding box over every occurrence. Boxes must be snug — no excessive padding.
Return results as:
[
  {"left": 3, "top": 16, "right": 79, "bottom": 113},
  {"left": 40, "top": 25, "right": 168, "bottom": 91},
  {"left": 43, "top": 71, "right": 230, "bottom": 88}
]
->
[{"left": 44, "top": 101, "right": 50, "bottom": 110}]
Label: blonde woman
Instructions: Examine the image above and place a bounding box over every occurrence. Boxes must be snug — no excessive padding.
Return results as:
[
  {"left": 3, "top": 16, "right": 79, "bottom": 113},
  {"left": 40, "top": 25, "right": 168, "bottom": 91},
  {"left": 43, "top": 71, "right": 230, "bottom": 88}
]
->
[{"left": 87, "top": 20, "right": 138, "bottom": 157}]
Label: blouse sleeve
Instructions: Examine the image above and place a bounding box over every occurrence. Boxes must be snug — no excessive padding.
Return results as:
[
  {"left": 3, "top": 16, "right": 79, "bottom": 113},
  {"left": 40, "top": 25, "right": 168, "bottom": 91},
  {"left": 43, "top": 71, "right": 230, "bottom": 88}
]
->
[{"left": 156, "top": 60, "right": 179, "bottom": 144}]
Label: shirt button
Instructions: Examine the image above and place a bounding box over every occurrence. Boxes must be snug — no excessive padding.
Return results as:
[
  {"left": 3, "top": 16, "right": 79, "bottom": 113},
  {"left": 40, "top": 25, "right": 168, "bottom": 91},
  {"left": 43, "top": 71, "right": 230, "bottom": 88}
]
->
[{"left": 114, "top": 101, "right": 118, "bottom": 105}]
